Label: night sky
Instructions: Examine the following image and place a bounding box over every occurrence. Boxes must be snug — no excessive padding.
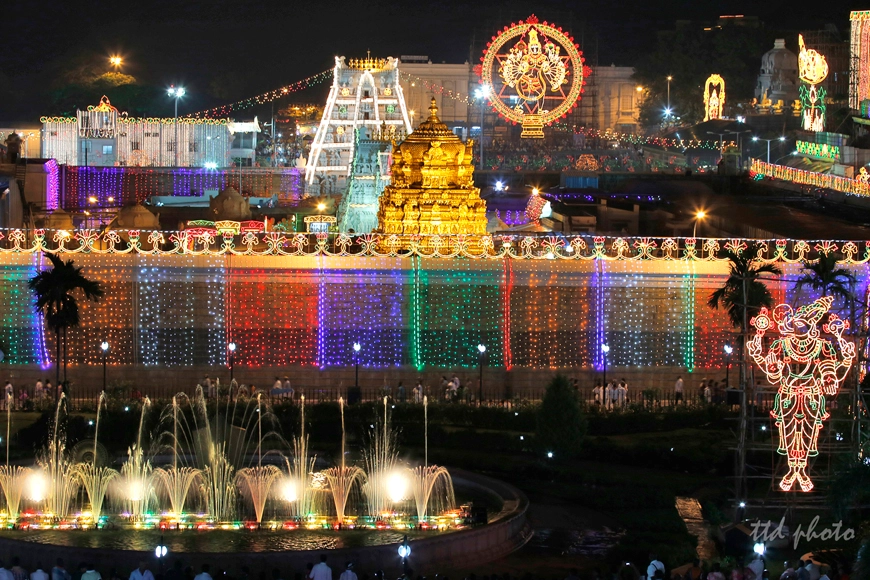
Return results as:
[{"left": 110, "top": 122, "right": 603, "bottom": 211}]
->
[{"left": 1, "top": 0, "right": 863, "bottom": 119}]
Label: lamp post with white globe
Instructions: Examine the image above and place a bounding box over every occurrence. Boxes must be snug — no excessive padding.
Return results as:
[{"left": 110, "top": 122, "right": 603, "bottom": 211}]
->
[
  {"left": 724, "top": 344, "right": 733, "bottom": 388},
  {"left": 477, "top": 344, "right": 486, "bottom": 403},
  {"left": 100, "top": 341, "right": 109, "bottom": 392},
  {"left": 398, "top": 535, "right": 411, "bottom": 575},
  {"left": 167, "top": 85, "right": 186, "bottom": 167},
  {"left": 353, "top": 342, "right": 361, "bottom": 391},
  {"left": 602, "top": 344, "right": 610, "bottom": 386}
]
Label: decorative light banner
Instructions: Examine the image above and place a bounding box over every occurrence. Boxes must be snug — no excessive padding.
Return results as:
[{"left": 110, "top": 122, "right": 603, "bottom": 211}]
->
[
  {"left": 480, "top": 15, "right": 588, "bottom": 138},
  {"left": 795, "top": 140, "right": 840, "bottom": 162},
  {"left": 750, "top": 158, "right": 870, "bottom": 197},
  {"left": 61, "top": 167, "right": 305, "bottom": 209},
  {"left": 749, "top": 297, "right": 855, "bottom": 492},
  {"left": 703, "top": 74, "right": 725, "bottom": 121},
  {"left": 849, "top": 11, "right": 870, "bottom": 109},
  {"left": 187, "top": 70, "right": 333, "bottom": 119},
  {"left": 798, "top": 34, "right": 829, "bottom": 132},
  {"left": 0, "top": 238, "right": 868, "bottom": 374}
]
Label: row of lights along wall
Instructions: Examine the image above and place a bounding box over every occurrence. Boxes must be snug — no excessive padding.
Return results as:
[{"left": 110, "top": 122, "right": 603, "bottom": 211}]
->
[{"left": 0, "top": 254, "right": 864, "bottom": 371}]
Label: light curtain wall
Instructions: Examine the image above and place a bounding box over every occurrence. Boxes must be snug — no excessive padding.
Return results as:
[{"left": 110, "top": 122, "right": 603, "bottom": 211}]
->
[{"left": 1, "top": 253, "right": 862, "bottom": 371}]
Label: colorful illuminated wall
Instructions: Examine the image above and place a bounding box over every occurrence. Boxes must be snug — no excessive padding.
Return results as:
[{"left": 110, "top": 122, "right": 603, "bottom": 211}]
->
[{"left": 1, "top": 242, "right": 867, "bottom": 373}]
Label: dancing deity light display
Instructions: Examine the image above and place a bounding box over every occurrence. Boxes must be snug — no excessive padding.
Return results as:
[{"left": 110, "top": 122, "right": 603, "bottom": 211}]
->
[
  {"left": 480, "top": 15, "right": 587, "bottom": 138},
  {"left": 703, "top": 75, "right": 725, "bottom": 121},
  {"left": 798, "top": 34, "right": 829, "bottom": 132},
  {"left": 748, "top": 296, "right": 854, "bottom": 492}
]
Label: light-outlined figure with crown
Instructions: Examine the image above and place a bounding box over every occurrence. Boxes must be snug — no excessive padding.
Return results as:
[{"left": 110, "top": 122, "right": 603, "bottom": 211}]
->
[{"left": 748, "top": 296, "right": 854, "bottom": 492}]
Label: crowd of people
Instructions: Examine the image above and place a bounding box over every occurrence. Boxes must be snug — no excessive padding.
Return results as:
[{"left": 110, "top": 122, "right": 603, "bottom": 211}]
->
[{"left": 0, "top": 553, "right": 846, "bottom": 580}]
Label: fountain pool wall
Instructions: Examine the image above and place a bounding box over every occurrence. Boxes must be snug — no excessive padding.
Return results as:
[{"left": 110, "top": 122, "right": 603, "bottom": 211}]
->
[{"left": 0, "top": 470, "right": 529, "bottom": 575}]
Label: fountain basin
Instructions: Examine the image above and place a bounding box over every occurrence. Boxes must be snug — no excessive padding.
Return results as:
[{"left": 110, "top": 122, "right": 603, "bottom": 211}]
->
[{"left": 0, "top": 470, "right": 528, "bottom": 574}]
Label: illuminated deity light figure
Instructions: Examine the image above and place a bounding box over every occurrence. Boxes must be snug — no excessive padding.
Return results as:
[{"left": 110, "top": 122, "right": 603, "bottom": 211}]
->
[
  {"left": 798, "top": 34, "right": 829, "bottom": 132},
  {"left": 748, "top": 296, "right": 854, "bottom": 492},
  {"left": 501, "top": 28, "right": 567, "bottom": 102},
  {"left": 481, "top": 15, "right": 586, "bottom": 139},
  {"left": 703, "top": 74, "right": 725, "bottom": 121}
]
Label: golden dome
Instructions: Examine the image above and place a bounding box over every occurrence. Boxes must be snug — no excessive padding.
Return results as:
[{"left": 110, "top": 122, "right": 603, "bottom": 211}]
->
[{"left": 376, "top": 98, "right": 487, "bottom": 237}]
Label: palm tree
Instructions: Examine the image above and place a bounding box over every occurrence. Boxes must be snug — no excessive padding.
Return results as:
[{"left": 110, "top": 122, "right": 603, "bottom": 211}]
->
[
  {"left": 795, "top": 252, "right": 856, "bottom": 303},
  {"left": 28, "top": 253, "right": 103, "bottom": 391},
  {"left": 708, "top": 243, "right": 783, "bottom": 333}
]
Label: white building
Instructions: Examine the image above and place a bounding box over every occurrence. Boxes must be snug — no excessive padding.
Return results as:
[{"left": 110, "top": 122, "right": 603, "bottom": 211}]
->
[
  {"left": 40, "top": 96, "right": 243, "bottom": 168},
  {"left": 588, "top": 66, "right": 643, "bottom": 134},
  {"left": 398, "top": 57, "right": 473, "bottom": 137},
  {"left": 305, "top": 56, "right": 412, "bottom": 195}
]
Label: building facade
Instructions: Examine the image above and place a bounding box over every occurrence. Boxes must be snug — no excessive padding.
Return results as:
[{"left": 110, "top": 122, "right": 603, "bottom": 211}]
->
[
  {"left": 398, "top": 57, "right": 473, "bottom": 137},
  {"left": 40, "top": 96, "right": 235, "bottom": 168},
  {"left": 584, "top": 66, "right": 643, "bottom": 134}
]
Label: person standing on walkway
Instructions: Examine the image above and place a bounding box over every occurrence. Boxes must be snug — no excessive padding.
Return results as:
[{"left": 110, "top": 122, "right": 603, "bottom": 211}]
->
[
  {"left": 81, "top": 565, "right": 100, "bottom": 580},
  {"left": 646, "top": 554, "right": 665, "bottom": 580},
  {"left": 51, "top": 560, "right": 70, "bottom": 580},
  {"left": 30, "top": 564, "right": 48, "bottom": 580},
  {"left": 674, "top": 376, "right": 683, "bottom": 404},
  {"left": 129, "top": 562, "right": 155, "bottom": 580},
  {"left": 309, "top": 556, "right": 331, "bottom": 580},
  {"left": 192, "top": 565, "right": 210, "bottom": 580},
  {"left": 339, "top": 563, "right": 357, "bottom": 580}
]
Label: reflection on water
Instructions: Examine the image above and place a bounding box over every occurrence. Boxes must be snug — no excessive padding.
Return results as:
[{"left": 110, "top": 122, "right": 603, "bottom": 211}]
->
[{"left": 0, "top": 529, "right": 438, "bottom": 552}]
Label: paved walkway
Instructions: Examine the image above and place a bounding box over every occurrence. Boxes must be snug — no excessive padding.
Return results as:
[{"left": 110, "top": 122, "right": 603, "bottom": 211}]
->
[{"left": 675, "top": 496, "right": 717, "bottom": 561}]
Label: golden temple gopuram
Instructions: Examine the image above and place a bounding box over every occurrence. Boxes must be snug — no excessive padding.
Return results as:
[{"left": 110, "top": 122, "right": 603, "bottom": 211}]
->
[{"left": 376, "top": 99, "right": 488, "bottom": 235}]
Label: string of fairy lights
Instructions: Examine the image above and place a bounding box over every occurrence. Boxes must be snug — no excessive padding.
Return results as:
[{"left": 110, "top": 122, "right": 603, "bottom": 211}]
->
[
  {"left": 402, "top": 72, "right": 730, "bottom": 150},
  {"left": 187, "top": 69, "right": 333, "bottom": 119},
  {"left": 0, "top": 252, "right": 864, "bottom": 370}
]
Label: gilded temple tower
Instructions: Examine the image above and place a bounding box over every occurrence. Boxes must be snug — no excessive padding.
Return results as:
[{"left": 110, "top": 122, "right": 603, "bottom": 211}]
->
[{"left": 376, "top": 99, "right": 488, "bottom": 236}]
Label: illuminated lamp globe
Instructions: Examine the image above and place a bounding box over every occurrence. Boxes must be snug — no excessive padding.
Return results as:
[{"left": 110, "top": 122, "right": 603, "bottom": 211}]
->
[
  {"left": 353, "top": 342, "right": 361, "bottom": 353},
  {"left": 477, "top": 344, "right": 486, "bottom": 354}
]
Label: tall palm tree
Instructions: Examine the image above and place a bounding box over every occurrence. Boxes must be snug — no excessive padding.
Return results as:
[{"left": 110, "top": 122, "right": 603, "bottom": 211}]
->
[
  {"left": 795, "top": 252, "right": 856, "bottom": 303},
  {"left": 28, "top": 253, "right": 103, "bottom": 390},
  {"left": 708, "top": 243, "right": 783, "bottom": 333}
]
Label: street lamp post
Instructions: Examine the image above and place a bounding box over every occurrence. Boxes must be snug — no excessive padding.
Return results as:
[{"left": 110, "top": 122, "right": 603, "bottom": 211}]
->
[
  {"left": 752, "top": 136, "right": 786, "bottom": 164},
  {"left": 724, "top": 344, "right": 733, "bottom": 387},
  {"left": 693, "top": 210, "right": 706, "bottom": 238},
  {"left": 666, "top": 75, "right": 673, "bottom": 125},
  {"left": 477, "top": 344, "right": 486, "bottom": 403},
  {"left": 167, "top": 86, "right": 186, "bottom": 167},
  {"left": 475, "top": 85, "right": 490, "bottom": 170},
  {"left": 353, "top": 342, "right": 361, "bottom": 391},
  {"left": 155, "top": 537, "right": 168, "bottom": 576},
  {"left": 601, "top": 344, "right": 610, "bottom": 386},
  {"left": 398, "top": 535, "right": 411, "bottom": 576},
  {"left": 100, "top": 341, "right": 109, "bottom": 392},
  {"left": 228, "top": 342, "right": 236, "bottom": 387}
]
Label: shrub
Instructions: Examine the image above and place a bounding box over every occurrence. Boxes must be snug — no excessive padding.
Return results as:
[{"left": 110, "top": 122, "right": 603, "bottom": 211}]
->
[{"left": 536, "top": 374, "right": 586, "bottom": 458}]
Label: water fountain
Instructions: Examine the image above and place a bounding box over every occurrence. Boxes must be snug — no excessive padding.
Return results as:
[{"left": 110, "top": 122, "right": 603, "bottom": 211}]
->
[
  {"left": 115, "top": 397, "right": 153, "bottom": 519},
  {"left": 74, "top": 392, "right": 118, "bottom": 522},
  {"left": 32, "top": 395, "right": 77, "bottom": 518},
  {"left": 236, "top": 395, "right": 281, "bottom": 524},
  {"left": 0, "top": 392, "right": 31, "bottom": 521},
  {"left": 363, "top": 398, "right": 404, "bottom": 518},
  {"left": 284, "top": 395, "right": 317, "bottom": 518},
  {"left": 410, "top": 397, "right": 455, "bottom": 521},
  {"left": 322, "top": 397, "right": 364, "bottom": 523},
  {"left": 153, "top": 395, "right": 202, "bottom": 515}
]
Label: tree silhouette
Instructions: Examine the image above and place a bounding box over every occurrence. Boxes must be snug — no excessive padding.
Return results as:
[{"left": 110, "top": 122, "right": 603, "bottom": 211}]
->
[
  {"left": 28, "top": 253, "right": 103, "bottom": 392},
  {"left": 795, "top": 252, "right": 856, "bottom": 303},
  {"left": 708, "top": 243, "right": 783, "bottom": 331}
]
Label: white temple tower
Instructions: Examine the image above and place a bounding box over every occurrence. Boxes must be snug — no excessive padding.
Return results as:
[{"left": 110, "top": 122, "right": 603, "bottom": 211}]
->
[{"left": 304, "top": 56, "right": 412, "bottom": 196}]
